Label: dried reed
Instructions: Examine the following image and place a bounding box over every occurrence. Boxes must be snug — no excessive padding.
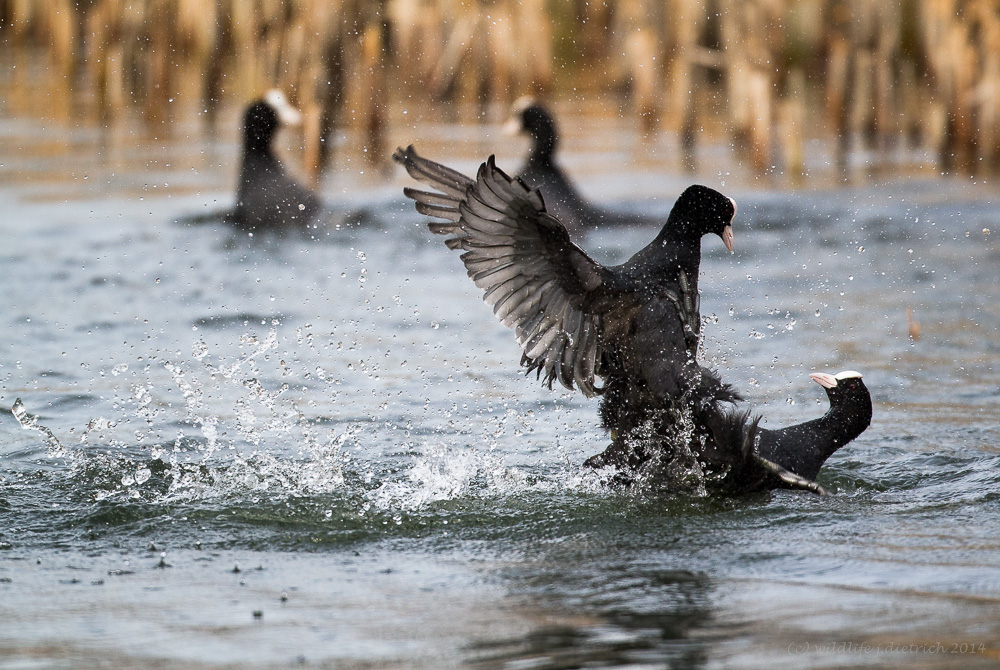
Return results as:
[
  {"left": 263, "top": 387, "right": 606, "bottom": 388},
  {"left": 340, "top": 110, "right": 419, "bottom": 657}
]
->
[{"left": 3, "top": 0, "right": 998, "bottom": 176}]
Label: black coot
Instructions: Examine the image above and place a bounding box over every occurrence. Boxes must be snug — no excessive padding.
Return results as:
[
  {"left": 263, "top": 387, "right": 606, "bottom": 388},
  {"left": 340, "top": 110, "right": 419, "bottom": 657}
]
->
[
  {"left": 394, "top": 145, "right": 872, "bottom": 495},
  {"left": 755, "top": 371, "right": 872, "bottom": 482},
  {"left": 588, "top": 370, "right": 872, "bottom": 495},
  {"left": 506, "top": 98, "right": 663, "bottom": 231},
  {"left": 231, "top": 90, "right": 321, "bottom": 231},
  {"left": 393, "top": 146, "right": 762, "bottom": 485}
]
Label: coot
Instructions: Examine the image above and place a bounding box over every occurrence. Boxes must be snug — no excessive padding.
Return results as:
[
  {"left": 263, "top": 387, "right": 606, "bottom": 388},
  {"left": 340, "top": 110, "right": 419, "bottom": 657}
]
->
[
  {"left": 395, "top": 145, "right": 872, "bottom": 495},
  {"left": 506, "top": 98, "right": 664, "bottom": 231},
  {"left": 755, "top": 371, "right": 872, "bottom": 482},
  {"left": 394, "top": 146, "right": 752, "bottom": 480},
  {"left": 394, "top": 145, "right": 734, "bottom": 394},
  {"left": 589, "top": 370, "right": 872, "bottom": 495},
  {"left": 231, "top": 90, "right": 321, "bottom": 231}
]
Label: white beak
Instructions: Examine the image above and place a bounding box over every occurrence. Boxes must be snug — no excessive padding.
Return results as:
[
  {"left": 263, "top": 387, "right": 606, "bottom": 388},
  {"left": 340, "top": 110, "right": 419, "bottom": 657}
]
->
[
  {"left": 504, "top": 95, "right": 536, "bottom": 135},
  {"left": 810, "top": 372, "right": 838, "bottom": 389},
  {"left": 721, "top": 224, "right": 734, "bottom": 254},
  {"left": 502, "top": 116, "right": 521, "bottom": 136}
]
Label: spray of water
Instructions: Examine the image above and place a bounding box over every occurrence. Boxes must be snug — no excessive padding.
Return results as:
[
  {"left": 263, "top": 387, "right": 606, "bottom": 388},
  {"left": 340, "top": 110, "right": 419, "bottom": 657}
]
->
[
  {"left": 9, "top": 328, "right": 354, "bottom": 504},
  {"left": 11, "top": 398, "right": 66, "bottom": 458},
  {"left": 8, "top": 323, "right": 723, "bottom": 514}
]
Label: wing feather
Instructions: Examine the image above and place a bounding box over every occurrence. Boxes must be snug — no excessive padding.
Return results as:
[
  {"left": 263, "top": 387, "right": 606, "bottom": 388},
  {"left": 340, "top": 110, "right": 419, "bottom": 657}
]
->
[{"left": 393, "top": 145, "right": 622, "bottom": 397}]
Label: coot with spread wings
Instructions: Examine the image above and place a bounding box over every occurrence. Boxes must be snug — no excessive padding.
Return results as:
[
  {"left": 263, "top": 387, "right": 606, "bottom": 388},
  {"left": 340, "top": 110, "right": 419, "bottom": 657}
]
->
[{"left": 394, "top": 145, "right": 867, "bottom": 495}]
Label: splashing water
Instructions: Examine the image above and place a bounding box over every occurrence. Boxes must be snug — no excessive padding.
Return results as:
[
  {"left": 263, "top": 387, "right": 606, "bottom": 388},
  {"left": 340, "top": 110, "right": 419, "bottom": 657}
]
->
[
  {"left": 12, "top": 328, "right": 357, "bottom": 505},
  {"left": 368, "top": 445, "right": 529, "bottom": 512},
  {"left": 11, "top": 398, "right": 66, "bottom": 458}
]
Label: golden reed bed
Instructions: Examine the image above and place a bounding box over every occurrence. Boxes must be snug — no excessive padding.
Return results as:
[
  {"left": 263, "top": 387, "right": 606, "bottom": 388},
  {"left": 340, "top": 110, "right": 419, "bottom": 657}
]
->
[{"left": 3, "top": 0, "right": 998, "bottom": 177}]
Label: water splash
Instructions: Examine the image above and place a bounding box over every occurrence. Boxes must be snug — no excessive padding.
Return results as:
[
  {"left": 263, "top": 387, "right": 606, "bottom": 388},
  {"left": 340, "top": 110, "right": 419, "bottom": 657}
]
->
[
  {"left": 10, "top": 398, "right": 66, "bottom": 458},
  {"left": 367, "top": 444, "right": 532, "bottom": 512},
  {"left": 42, "top": 328, "right": 357, "bottom": 504},
  {"left": 10, "top": 327, "right": 605, "bottom": 514}
]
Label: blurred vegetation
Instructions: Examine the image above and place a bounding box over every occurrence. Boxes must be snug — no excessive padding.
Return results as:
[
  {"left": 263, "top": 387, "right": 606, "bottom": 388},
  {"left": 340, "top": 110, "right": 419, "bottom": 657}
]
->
[{"left": 1, "top": 0, "right": 999, "bottom": 177}]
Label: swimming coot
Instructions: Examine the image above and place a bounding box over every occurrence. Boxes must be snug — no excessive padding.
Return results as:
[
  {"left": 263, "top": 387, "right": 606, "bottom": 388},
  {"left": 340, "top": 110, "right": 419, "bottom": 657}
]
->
[
  {"left": 393, "top": 146, "right": 762, "bottom": 485},
  {"left": 394, "top": 145, "right": 871, "bottom": 495},
  {"left": 755, "top": 371, "right": 872, "bottom": 482},
  {"left": 588, "top": 370, "right": 872, "bottom": 495},
  {"left": 506, "top": 98, "right": 664, "bottom": 231},
  {"left": 231, "top": 90, "right": 321, "bottom": 231}
]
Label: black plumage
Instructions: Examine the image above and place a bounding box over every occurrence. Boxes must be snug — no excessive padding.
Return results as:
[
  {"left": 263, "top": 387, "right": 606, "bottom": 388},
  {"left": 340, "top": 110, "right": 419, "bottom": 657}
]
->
[
  {"left": 506, "top": 98, "right": 663, "bottom": 231},
  {"left": 588, "top": 370, "right": 873, "bottom": 495},
  {"left": 394, "top": 146, "right": 785, "bottom": 489},
  {"left": 755, "top": 371, "right": 873, "bottom": 482},
  {"left": 230, "top": 90, "right": 321, "bottom": 231},
  {"left": 394, "top": 146, "right": 872, "bottom": 495}
]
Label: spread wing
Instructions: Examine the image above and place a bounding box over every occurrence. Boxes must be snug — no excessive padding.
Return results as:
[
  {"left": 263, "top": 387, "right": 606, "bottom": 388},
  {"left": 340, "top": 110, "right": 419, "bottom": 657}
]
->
[{"left": 393, "top": 145, "right": 614, "bottom": 397}]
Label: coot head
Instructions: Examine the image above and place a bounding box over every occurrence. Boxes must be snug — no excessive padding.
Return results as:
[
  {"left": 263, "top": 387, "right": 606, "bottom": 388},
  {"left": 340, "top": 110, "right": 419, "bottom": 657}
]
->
[
  {"left": 670, "top": 185, "right": 737, "bottom": 253},
  {"left": 505, "top": 97, "right": 558, "bottom": 159},
  {"left": 809, "top": 370, "right": 872, "bottom": 420},
  {"left": 243, "top": 90, "right": 302, "bottom": 153}
]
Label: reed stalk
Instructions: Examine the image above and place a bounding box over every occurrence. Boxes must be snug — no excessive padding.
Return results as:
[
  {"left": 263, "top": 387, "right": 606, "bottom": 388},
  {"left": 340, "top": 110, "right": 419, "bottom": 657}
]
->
[{"left": 3, "top": 0, "right": 998, "bottom": 176}]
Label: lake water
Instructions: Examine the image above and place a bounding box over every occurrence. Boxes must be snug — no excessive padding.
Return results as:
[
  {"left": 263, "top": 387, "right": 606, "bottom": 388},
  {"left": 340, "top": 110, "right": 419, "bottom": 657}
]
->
[{"left": 1, "top": 84, "right": 1000, "bottom": 669}]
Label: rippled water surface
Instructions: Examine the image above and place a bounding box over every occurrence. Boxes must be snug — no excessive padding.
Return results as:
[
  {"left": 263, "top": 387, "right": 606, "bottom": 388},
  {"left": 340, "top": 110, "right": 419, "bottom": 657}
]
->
[{"left": 2, "top": 90, "right": 1000, "bottom": 669}]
